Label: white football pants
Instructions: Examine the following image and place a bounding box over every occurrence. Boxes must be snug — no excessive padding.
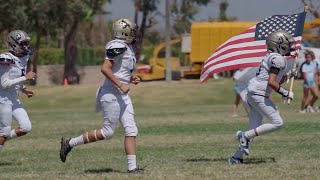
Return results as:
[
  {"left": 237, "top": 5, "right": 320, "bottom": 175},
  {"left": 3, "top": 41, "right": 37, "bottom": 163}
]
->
[
  {"left": 0, "top": 99, "right": 31, "bottom": 137},
  {"left": 0, "top": 103, "right": 12, "bottom": 137},
  {"left": 12, "top": 100, "right": 32, "bottom": 133},
  {"left": 247, "top": 93, "right": 283, "bottom": 136},
  {"left": 97, "top": 88, "right": 138, "bottom": 139}
]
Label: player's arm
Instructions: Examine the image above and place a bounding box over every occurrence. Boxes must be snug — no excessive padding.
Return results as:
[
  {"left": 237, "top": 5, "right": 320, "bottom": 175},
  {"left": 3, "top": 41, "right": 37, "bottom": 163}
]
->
[
  {"left": 101, "top": 59, "right": 121, "bottom": 88},
  {"left": 0, "top": 63, "right": 35, "bottom": 89},
  {"left": 101, "top": 46, "right": 130, "bottom": 93},
  {"left": 268, "top": 67, "right": 281, "bottom": 91},
  {"left": 279, "top": 75, "right": 288, "bottom": 85},
  {"left": 268, "top": 67, "right": 293, "bottom": 99}
]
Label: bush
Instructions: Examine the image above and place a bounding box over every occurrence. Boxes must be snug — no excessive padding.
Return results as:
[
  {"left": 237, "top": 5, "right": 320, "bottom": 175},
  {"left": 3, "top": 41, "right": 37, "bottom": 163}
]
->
[
  {"left": 78, "top": 47, "right": 104, "bottom": 66},
  {"left": 38, "top": 48, "right": 64, "bottom": 65},
  {"left": 37, "top": 47, "right": 105, "bottom": 66}
]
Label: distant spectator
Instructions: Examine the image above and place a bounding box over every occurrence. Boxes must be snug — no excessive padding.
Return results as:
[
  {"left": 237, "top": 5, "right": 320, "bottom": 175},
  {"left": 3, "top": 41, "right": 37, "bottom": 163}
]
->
[{"left": 300, "top": 51, "right": 319, "bottom": 113}]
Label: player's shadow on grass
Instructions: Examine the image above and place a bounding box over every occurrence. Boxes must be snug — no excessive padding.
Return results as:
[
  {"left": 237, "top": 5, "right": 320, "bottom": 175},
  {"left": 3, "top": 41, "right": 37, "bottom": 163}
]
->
[
  {"left": 84, "top": 168, "right": 123, "bottom": 174},
  {"left": 185, "top": 157, "right": 276, "bottom": 164},
  {"left": 0, "top": 162, "right": 14, "bottom": 166}
]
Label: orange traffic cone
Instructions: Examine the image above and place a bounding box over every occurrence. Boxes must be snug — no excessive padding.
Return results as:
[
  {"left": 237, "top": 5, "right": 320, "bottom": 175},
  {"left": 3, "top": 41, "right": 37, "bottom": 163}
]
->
[{"left": 63, "top": 78, "right": 68, "bottom": 86}]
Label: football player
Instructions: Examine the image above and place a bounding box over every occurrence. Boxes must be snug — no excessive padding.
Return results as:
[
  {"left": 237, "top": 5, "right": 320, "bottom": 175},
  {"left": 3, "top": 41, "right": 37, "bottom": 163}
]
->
[
  {"left": 229, "top": 30, "right": 297, "bottom": 164},
  {"left": 0, "top": 30, "right": 36, "bottom": 151},
  {"left": 60, "top": 18, "right": 143, "bottom": 173}
]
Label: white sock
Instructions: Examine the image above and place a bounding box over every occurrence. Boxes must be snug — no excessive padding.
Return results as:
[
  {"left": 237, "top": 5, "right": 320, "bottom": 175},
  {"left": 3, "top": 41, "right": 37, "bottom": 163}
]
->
[
  {"left": 7, "top": 130, "right": 18, "bottom": 140},
  {"left": 127, "top": 155, "right": 137, "bottom": 171},
  {"left": 0, "top": 145, "right": 3, "bottom": 151},
  {"left": 245, "top": 124, "right": 280, "bottom": 139},
  {"left": 69, "top": 135, "right": 84, "bottom": 147}
]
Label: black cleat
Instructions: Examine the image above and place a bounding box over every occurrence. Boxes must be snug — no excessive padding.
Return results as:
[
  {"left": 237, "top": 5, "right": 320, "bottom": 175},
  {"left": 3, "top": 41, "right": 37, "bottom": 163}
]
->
[
  {"left": 60, "top": 137, "right": 73, "bottom": 163},
  {"left": 127, "top": 167, "right": 145, "bottom": 174}
]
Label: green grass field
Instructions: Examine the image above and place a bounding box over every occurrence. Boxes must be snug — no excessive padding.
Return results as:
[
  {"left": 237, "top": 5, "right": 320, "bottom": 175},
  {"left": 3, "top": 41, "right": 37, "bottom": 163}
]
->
[{"left": 1, "top": 79, "right": 320, "bottom": 179}]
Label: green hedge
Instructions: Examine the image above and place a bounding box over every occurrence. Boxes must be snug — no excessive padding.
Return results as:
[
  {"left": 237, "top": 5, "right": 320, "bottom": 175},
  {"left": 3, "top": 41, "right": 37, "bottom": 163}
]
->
[
  {"left": 38, "top": 48, "right": 64, "bottom": 65},
  {"left": 37, "top": 47, "right": 105, "bottom": 66}
]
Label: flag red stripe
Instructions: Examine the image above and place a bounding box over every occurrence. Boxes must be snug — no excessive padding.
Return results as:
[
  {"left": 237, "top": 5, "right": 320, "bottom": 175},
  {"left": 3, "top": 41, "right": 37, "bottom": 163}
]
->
[
  {"left": 202, "top": 51, "right": 267, "bottom": 74},
  {"left": 205, "top": 45, "right": 266, "bottom": 65},
  {"left": 215, "top": 28, "right": 256, "bottom": 50},
  {"left": 214, "top": 37, "right": 255, "bottom": 53},
  {"left": 205, "top": 40, "right": 301, "bottom": 66},
  {"left": 201, "top": 62, "right": 260, "bottom": 82}
]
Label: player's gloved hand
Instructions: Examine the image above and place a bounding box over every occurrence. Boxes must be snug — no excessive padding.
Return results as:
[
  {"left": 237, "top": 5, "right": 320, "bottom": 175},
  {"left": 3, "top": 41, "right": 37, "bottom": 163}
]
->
[
  {"left": 287, "top": 91, "right": 294, "bottom": 100},
  {"left": 286, "top": 69, "right": 298, "bottom": 79}
]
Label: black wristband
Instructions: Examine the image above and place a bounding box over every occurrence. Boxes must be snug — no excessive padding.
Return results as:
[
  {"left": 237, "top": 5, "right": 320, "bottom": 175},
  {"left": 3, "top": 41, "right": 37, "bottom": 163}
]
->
[{"left": 277, "top": 86, "right": 289, "bottom": 97}]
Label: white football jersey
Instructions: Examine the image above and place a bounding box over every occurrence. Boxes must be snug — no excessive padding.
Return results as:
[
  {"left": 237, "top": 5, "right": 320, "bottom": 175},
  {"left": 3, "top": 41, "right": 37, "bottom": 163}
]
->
[
  {"left": 247, "top": 53, "right": 287, "bottom": 97},
  {"left": 102, "top": 39, "right": 136, "bottom": 92},
  {"left": 0, "top": 52, "right": 30, "bottom": 104}
]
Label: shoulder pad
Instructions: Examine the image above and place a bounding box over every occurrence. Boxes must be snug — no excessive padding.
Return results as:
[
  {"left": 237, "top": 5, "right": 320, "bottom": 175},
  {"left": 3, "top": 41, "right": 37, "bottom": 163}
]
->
[
  {"left": 105, "top": 40, "right": 127, "bottom": 50},
  {"left": 105, "top": 40, "right": 127, "bottom": 59},
  {"left": 0, "top": 53, "right": 14, "bottom": 65},
  {"left": 269, "top": 54, "right": 285, "bottom": 69},
  {"left": 106, "top": 48, "right": 126, "bottom": 58}
]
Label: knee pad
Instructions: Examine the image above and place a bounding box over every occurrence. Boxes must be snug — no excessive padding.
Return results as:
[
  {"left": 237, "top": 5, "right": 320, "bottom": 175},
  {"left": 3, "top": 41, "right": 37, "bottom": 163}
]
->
[
  {"left": 273, "top": 119, "right": 283, "bottom": 129},
  {"left": 124, "top": 125, "right": 138, "bottom": 137},
  {"left": 20, "top": 121, "right": 32, "bottom": 133},
  {"left": 101, "top": 126, "right": 115, "bottom": 140},
  {"left": 0, "top": 126, "right": 11, "bottom": 137}
]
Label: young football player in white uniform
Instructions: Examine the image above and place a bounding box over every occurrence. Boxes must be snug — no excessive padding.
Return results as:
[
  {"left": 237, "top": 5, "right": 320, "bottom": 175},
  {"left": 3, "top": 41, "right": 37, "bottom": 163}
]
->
[
  {"left": 229, "top": 30, "right": 297, "bottom": 164},
  {"left": 0, "top": 30, "right": 36, "bottom": 151},
  {"left": 232, "top": 68, "right": 257, "bottom": 117},
  {"left": 60, "top": 18, "right": 143, "bottom": 173}
]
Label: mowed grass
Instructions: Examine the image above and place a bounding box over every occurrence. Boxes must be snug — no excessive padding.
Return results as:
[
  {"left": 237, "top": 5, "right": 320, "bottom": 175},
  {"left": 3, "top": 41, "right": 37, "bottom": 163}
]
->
[{"left": 1, "top": 79, "right": 320, "bottom": 179}]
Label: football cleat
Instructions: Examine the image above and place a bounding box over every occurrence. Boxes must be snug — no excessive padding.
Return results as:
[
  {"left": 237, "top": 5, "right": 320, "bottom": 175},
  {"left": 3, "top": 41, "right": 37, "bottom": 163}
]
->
[
  {"left": 60, "top": 137, "right": 73, "bottom": 163},
  {"left": 236, "top": 131, "right": 250, "bottom": 156},
  {"left": 228, "top": 156, "right": 243, "bottom": 164},
  {"left": 127, "top": 167, "right": 145, "bottom": 174}
]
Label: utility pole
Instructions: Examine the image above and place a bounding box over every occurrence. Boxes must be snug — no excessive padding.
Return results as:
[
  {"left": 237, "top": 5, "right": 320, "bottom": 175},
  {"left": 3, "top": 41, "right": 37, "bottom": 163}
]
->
[{"left": 165, "top": 0, "right": 171, "bottom": 81}]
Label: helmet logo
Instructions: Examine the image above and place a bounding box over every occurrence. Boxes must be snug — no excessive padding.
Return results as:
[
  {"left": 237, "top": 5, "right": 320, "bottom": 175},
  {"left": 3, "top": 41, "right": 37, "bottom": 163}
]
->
[
  {"left": 15, "top": 33, "right": 21, "bottom": 40},
  {"left": 121, "top": 20, "right": 129, "bottom": 29}
]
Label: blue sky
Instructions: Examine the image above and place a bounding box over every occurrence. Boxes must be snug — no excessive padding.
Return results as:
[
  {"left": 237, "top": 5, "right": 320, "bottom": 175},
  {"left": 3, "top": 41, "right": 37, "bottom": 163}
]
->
[{"left": 105, "top": 0, "right": 314, "bottom": 25}]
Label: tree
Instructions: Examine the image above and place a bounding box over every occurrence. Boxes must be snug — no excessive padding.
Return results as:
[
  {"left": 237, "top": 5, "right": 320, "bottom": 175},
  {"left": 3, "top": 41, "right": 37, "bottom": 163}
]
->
[
  {"left": 0, "top": 0, "right": 111, "bottom": 85},
  {"left": 171, "top": 0, "right": 211, "bottom": 35},
  {"left": 0, "top": 0, "right": 53, "bottom": 84},
  {"left": 301, "top": 0, "right": 320, "bottom": 18},
  {"left": 52, "top": 0, "right": 109, "bottom": 84},
  {"left": 133, "top": 0, "right": 159, "bottom": 61}
]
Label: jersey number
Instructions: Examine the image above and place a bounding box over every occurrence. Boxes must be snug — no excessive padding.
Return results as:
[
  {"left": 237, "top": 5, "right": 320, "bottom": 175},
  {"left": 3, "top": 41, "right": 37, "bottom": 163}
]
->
[
  {"left": 256, "top": 65, "right": 262, "bottom": 76},
  {"left": 21, "top": 68, "right": 26, "bottom": 76}
]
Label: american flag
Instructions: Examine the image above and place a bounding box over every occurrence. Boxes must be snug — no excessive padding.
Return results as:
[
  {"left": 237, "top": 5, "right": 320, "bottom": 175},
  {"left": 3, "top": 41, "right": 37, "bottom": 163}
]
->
[{"left": 200, "top": 11, "right": 307, "bottom": 82}]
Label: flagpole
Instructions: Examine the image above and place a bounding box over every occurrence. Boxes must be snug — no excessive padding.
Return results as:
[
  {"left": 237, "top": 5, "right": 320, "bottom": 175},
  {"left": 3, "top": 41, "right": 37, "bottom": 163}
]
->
[{"left": 287, "top": 6, "right": 308, "bottom": 105}]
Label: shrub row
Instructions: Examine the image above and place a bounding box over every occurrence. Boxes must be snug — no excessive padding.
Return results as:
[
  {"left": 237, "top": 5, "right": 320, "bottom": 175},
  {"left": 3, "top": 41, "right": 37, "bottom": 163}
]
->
[{"left": 37, "top": 47, "right": 105, "bottom": 66}]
